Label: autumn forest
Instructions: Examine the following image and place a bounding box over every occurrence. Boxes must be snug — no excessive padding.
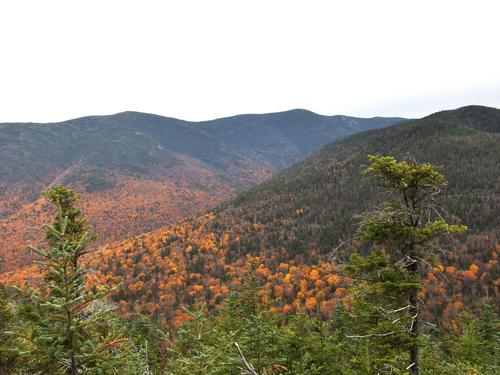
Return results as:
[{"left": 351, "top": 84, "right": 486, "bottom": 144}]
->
[{"left": 1, "top": 106, "right": 499, "bottom": 374}]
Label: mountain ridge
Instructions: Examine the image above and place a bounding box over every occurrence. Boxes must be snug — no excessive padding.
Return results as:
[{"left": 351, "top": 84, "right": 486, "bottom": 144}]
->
[
  {"left": 0, "top": 109, "right": 404, "bottom": 273},
  {"left": 0, "top": 109, "right": 406, "bottom": 187},
  {"left": 71, "top": 105, "right": 500, "bottom": 325}
]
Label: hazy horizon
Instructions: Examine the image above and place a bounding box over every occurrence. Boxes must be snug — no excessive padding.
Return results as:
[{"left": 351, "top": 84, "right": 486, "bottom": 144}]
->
[{"left": 3, "top": 102, "right": 500, "bottom": 125}]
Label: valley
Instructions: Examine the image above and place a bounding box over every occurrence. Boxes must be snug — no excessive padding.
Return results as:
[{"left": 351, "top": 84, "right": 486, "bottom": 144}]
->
[
  {"left": 86, "top": 105, "right": 499, "bottom": 326},
  {"left": 1, "top": 105, "right": 498, "bottom": 374},
  {"left": 0, "top": 110, "right": 404, "bottom": 273}
]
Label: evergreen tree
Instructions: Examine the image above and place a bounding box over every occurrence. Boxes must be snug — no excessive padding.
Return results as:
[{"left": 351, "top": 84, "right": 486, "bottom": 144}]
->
[
  {"left": 343, "top": 252, "right": 417, "bottom": 373},
  {"left": 165, "top": 268, "right": 283, "bottom": 375},
  {"left": 19, "top": 185, "right": 148, "bottom": 374},
  {"left": 420, "top": 305, "right": 499, "bottom": 374},
  {"left": 344, "top": 155, "right": 467, "bottom": 374},
  {"left": 450, "top": 304, "right": 499, "bottom": 368},
  {"left": 0, "top": 284, "right": 23, "bottom": 374},
  {"left": 277, "top": 313, "right": 346, "bottom": 374}
]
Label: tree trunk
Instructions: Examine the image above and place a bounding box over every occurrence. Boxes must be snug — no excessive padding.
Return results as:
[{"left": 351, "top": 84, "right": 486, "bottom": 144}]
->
[
  {"left": 408, "top": 260, "right": 419, "bottom": 375},
  {"left": 409, "top": 291, "right": 419, "bottom": 374},
  {"left": 67, "top": 308, "right": 78, "bottom": 375},
  {"left": 71, "top": 357, "right": 78, "bottom": 375}
]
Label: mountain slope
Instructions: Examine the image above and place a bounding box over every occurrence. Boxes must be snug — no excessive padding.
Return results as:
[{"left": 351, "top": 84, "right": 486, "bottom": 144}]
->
[
  {"left": 0, "top": 110, "right": 403, "bottom": 272},
  {"left": 77, "top": 105, "right": 499, "bottom": 325},
  {"left": 0, "top": 110, "right": 404, "bottom": 191},
  {"left": 222, "top": 105, "right": 500, "bottom": 253}
]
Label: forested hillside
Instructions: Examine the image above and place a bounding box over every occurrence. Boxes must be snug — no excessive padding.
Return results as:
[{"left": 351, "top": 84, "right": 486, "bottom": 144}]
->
[
  {"left": 3, "top": 182, "right": 497, "bottom": 374},
  {"left": 68, "top": 105, "right": 500, "bottom": 327},
  {"left": 1, "top": 105, "right": 499, "bottom": 374},
  {"left": 0, "top": 110, "right": 403, "bottom": 273},
  {"left": 1, "top": 110, "right": 403, "bottom": 193}
]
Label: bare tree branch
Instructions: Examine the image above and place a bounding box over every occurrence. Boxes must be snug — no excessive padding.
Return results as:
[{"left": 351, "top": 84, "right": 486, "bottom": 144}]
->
[
  {"left": 234, "top": 342, "right": 259, "bottom": 375},
  {"left": 345, "top": 330, "right": 405, "bottom": 339}
]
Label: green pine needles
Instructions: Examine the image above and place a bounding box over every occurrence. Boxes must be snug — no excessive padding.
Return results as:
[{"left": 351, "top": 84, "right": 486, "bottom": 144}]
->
[
  {"left": 11, "top": 185, "right": 149, "bottom": 374},
  {"left": 345, "top": 155, "right": 467, "bottom": 374}
]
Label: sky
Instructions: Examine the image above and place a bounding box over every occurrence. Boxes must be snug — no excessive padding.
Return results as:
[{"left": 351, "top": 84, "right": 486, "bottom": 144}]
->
[{"left": 0, "top": 0, "right": 499, "bottom": 123}]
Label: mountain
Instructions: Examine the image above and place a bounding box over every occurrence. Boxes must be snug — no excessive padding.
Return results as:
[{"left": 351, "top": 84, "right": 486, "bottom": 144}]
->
[
  {"left": 219, "top": 105, "right": 500, "bottom": 252},
  {"left": 0, "top": 110, "right": 404, "bottom": 192},
  {"left": 70, "top": 105, "right": 499, "bottom": 326},
  {"left": 0, "top": 110, "right": 404, "bottom": 273}
]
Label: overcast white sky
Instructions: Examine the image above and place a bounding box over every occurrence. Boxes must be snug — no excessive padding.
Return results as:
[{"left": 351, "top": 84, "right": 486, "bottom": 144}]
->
[{"left": 0, "top": 0, "right": 499, "bottom": 122}]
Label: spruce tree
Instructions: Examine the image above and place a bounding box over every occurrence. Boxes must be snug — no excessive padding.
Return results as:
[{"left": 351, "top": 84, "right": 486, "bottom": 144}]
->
[
  {"left": 0, "top": 285, "right": 22, "bottom": 374},
  {"left": 23, "top": 185, "right": 147, "bottom": 374},
  {"left": 344, "top": 156, "right": 467, "bottom": 374},
  {"left": 450, "top": 304, "right": 499, "bottom": 368}
]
